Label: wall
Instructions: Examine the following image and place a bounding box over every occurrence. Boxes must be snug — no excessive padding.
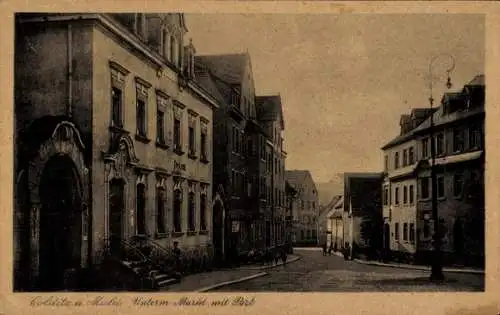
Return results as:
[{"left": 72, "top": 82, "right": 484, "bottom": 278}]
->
[{"left": 91, "top": 21, "right": 213, "bottom": 260}]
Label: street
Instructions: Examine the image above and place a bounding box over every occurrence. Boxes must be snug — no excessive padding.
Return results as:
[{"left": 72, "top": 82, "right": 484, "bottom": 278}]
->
[{"left": 210, "top": 248, "right": 484, "bottom": 292}]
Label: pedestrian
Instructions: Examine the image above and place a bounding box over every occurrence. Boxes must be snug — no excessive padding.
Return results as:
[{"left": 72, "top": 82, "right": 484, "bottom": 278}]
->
[
  {"left": 274, "top": 248, "right": 280, "bottom": 265},
  {"left": 322, "top": 243, "right": 327, "bottom": 256},
  {"left": 328, "top": 243, "right": 333, "bottom": 256},
  {"left": 280, "top": 249, "right": 288, "bottom": 266}
]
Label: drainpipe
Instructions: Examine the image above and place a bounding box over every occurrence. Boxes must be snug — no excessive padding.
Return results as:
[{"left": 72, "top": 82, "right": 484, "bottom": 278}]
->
[{"left": 67, "top": 24, "right": 73, "bottom": 117}]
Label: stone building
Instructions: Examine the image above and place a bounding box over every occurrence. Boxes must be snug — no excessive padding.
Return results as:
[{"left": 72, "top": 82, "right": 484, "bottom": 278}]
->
[
  {"left": 14, "top": 13, "right": 217, "bottom": 291},
  {"left": 380, "top": 74, "right": 485, "bottom": 266},
  {"left": 285, "top": 170, "right": 319, "bottom": 245},
  {"left": 194, "top": 53, "right": 287, "bottom": 260},
  {"left": 381, "top": 108, "right": 435, "bottom": 261}
]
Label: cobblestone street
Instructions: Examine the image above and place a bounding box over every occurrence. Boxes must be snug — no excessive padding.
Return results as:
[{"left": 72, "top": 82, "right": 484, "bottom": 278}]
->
[{"left": 209, "top": 248, "right": 484, "bottom": 292}]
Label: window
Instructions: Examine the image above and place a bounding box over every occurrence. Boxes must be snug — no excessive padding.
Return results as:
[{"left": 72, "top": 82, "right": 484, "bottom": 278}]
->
[
  {"left": 156, "top": 188, "right": 166, "bottom": 234},
  {"left": 383, "top": 187, "right": 389, "bottom": 205},
  {"left": 403, "top": 186, "right": 408, "bottom": 204},
  {"left": 111, "top": 87, "right": 123, "bottom": 128},
  {"left": 136, "top": 99, "right": 146, "bottom": 137},
  {"left": 198, "top": 193, "right": 206, "bottom": 231},
  {"left": 201, "top": 130, "right": 208, "bottom": 161},
  {"left": 173, "top": 189, "right": 183, "bottom": 233},
  {"left": 395, "top": 187, "right": 400, "bottom": 205},
  {"left": 453, "top": 173, "right": 463, "bottom": 197},
  {"left": 312, "top": 229, "right": 317, "bottom": 238},
  {"left": 409, "top": 223, "right": 415, "bottom": 243},
  {"left": 422, "top": 138, "right": 429, "bottom": 159},
  {"left": 170, "top": 35, "right": 177, "bottom": 65},
  {"left": 469, "top": 125, "right": 482, "bottom": 149},
  {"left": 188, "top": 192, "right": 196, "bottom": 232},
  {"left": 408, "top": 147, "right": 414, "bottom": 164},
  {"left": 232, "top": 91, "right": 240, "bottom": 107},
  {"left": 394, "top": 223, "right": 400, "bottom": 240},
  {"left": 437, "top": 176, "right": 445, "bottom": 198},
  {"left": 136, "top": 183, "right": 146, "bottom": 235},
  {"left": 174, "top": 118, "right": 181, "bottom": 150},
  {"left": 435, "top": 133, "right": 444, "bottom": 155},
  {"left": 394, "top": 152, "right": 400, "bottom": 169},
  {"left": 420, "top": 177, "right": 430, "bottom": 199},
  {"left": 188, "top": 126, "right": 196, "bottom": 156},
  {"left": 403, "top": 223, "right": 408, "bottom": 241},
  {"left": 409, "top": 185, "right": 414, "bottom": 204},
  {"left": 163, "top": 30, "right": 171, "bottom": 61},
  {"left": 403, "top": 149, "right": 408, "bottom": 167},
  {"left": 453, "top": 128, "right": 464, "bottom": 152},
  {"left": 157, "top": 110, "right": 165, "bottom": 144}
]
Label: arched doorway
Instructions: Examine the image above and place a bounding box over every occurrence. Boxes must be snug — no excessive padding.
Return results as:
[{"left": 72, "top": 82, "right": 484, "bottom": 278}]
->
[
  {"left": 37, "top": 155, "right": 82, "bottom": 291},
  {"left": 212, "top": 199, "right": 224, "bottom": 263}
]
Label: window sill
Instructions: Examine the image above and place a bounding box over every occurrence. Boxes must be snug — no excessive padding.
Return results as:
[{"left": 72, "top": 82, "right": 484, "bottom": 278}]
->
[
  {"left": 188, "top": 153, "right": 198, "bottom": 160},
  {"left": 187, "top": 231, "right": 197, "bottom": 236},
  {"left": 155, "top": 232, "right": 169, "bottom": 239},
  {"left": 173, "top": 147, "right": 185, "bottom": 156},
  {"left": 453, "top": 195, "right": 463, "bottom": 200},
  {"left": 109, "top": 125, "right": 129, "bottom": 134},
  {"left": 156, "top": 141, "right": 169, "bottom": 150},
  {"left": 134, "top": 234, "right": 148, "bottom": 239},
  {"left": 199, "top": 230, "right": 208, "bottom": 235},
  {"left": 200, "top": 157, "right": 210, "bottom": 164},
  {"left": 437, "top": 196, "right": 446, "bottom": 201},
  {"left": 418, "top": 198, "right": 431, "bottom": 202},
  {"left": 135, "top": 134, "right": 151, "bottom": 144},
  {"left": 172, "top": 231, "right": 184, "bottom": 237}
]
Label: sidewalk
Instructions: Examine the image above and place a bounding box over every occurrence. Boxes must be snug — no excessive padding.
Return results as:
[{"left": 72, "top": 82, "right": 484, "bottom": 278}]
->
[
  {"left": 330, "top": 251, "right": 484, "bottom": 275},
  {"left": 162, "top": 255, "right": 301, "bottom": 292}
]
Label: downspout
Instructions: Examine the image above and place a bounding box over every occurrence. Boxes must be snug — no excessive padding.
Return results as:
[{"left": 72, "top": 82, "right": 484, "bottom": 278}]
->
[{"left": 67, "top": 24, "right": 73, "bottom": 117}]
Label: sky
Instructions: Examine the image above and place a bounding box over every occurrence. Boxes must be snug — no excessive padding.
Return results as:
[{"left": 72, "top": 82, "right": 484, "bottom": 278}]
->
[{"left": 185, "top": 14, "right": 485, "bottom": 183}]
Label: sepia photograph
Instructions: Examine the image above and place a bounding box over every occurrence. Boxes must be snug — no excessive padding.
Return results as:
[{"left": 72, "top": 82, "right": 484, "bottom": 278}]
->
[{"left": 12, "top": 11, "right": 485, "bottom": 294}]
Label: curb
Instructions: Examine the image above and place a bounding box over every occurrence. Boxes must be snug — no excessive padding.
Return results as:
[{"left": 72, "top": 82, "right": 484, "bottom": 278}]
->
[
  {"left": 196, "top": 272, "right": 269, "bottom": 292},
  {"left": 353, "top": 259, "right": 485, "bottom": 275},
  {"left": 245, "top": 255, "right": 302, "bottom": 270}
]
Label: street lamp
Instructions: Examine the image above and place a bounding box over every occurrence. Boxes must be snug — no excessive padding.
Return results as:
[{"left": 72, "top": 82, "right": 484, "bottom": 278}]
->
[{"left": 428, "top": 53, "right": 455, "bottom": 281}]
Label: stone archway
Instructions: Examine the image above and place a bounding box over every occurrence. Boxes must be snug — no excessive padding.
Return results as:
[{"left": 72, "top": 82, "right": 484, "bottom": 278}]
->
[
  {"left": 102, "top": 134, "right": 139, "bottom": 255},
  {"left": 23, "top": 120, "right": 89, "bottom": 290}
]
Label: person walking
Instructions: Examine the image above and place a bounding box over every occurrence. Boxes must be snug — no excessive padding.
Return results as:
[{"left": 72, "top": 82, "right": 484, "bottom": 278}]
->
[
  {"left": 322, "top": 242, "right": 327, "bottom": 256},
  {"left": 280, "top": 249, "right": 288, "bottom": 267}
]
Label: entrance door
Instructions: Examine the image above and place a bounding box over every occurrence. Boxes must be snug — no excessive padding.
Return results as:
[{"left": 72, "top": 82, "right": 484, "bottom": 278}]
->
[
  {"left": 38, "top": 155, "right": 82, "bottom": 291},
  {"left": 383, "top": 223, "right": 390, "bottom": 260},
  {"left": 109, "top": 179, "right": 125, "bottom": 255},
  {"left": 212, "top": 201, "right": 224, "bottom": 262}
]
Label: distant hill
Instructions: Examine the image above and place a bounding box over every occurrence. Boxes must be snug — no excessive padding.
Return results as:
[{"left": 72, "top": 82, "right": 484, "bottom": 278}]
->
[{"left": 316, "top": 174, "right": 344, "bottom": 207}]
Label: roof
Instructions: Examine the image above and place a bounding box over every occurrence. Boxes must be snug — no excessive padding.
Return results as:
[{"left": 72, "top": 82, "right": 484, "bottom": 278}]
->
[
  {"left": 285, "top": 170, "right": 316, "bottom": 192},
  {"left": 194, "top": 61, "right": 227, "bottom": 106},
  {"left": 256, "top": 95, "right": 285, "bottom": 130},
  {"left": 466, "top": 74, "right": 485, "bottom": 87},
  {"left": 381, "top": 108, "right": 437, "bottom": 150},
  {"left": 195, "top": 53, "right": 248, "bottom": 85}
]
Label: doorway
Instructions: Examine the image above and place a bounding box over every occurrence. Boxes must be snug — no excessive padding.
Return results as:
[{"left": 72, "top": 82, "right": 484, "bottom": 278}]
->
[
  {"left": 383, "top": 223, "right": 390, "bottom": 260},
  {"left": 212, "top": 200, "right": 224, "bottom": 262},
  {"left": 38, "top": 155, "right": 82, "bottom": 291},
  {"left": 109, "top": 178, "right": 125, "bottom": 255}
]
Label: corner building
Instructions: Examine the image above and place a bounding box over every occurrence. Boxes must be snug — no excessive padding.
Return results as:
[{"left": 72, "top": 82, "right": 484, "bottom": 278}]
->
[{"left": 14, "top": 13, "right": 217, "bottom": 290}]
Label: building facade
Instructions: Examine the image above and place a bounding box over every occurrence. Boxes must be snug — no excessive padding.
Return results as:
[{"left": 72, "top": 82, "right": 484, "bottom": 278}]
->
[
  {"left": 381, "top": 108, "right": 434, "bottom": 260},
  {"left": 381, "top": 74, "right": 485, "bottom": 266},
  {"left": 342, "top": 173, "right": 383, "bottom": 258},
  {"left": 14, "top": 13, "right": 217, "bottom": 291},
  {"left": 285, "top": 170, "right": 319, "bottom": 245},
  {"left": 195, "top": 53, "right": 288, "bottom": 261}
]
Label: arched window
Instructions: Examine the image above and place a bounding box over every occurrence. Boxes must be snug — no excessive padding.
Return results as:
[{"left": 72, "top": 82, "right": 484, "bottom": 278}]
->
[
  {"left": 170, "top": 35, "right": 177, "bottom": 65},
  {"left": 173, "top": 189, "right": 182, "bottom": 232},
  {"left": 156, "top": 188, "right": 166, "bottom": 234},
  {"left": 136, "top": 183, "right": 146, "bottom": 235},
  {"left": 163, "top": 29, "right": 171, "bottom": 61},
  {"left": 188, "top": 192, "right": 196, "bottom": 232},
  {"left": 200, "top": 194, "right": 207, "bottom": 231}
]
